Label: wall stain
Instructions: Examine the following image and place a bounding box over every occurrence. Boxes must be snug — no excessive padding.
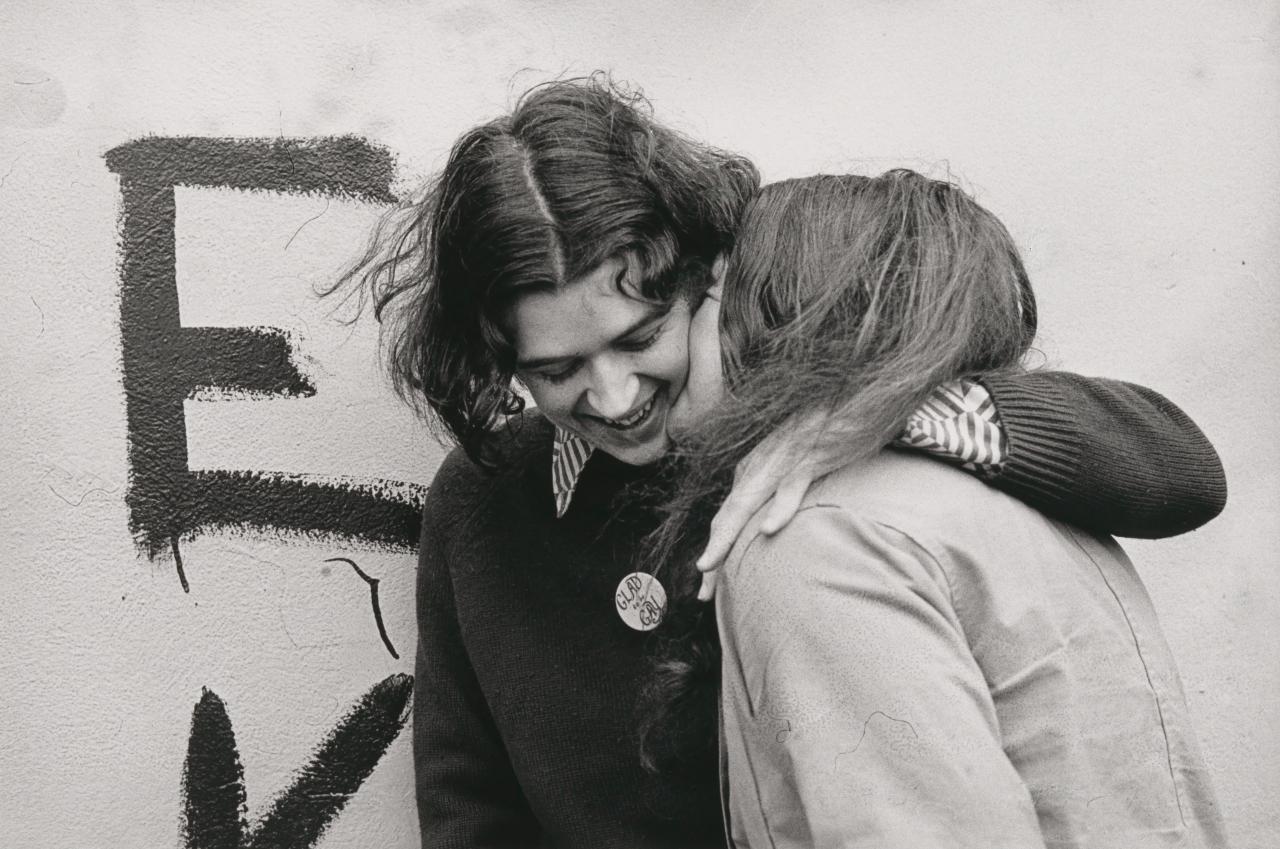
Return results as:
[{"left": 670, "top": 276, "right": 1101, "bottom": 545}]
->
[
  {"left": 181, "top": 675, "right": 412, "bottom": 849},
  {"left": 0, "top": 64, "right": 66, "bottom": 128}
]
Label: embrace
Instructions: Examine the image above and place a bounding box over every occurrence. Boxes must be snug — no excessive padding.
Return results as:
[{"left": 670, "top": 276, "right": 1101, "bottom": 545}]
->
[{"left": 337, "top": 76, "right": 1228, "bottom": 848}]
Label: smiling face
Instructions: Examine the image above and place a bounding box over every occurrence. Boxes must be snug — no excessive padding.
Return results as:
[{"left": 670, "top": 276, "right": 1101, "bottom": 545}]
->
[{"left": 509, "top": 254, "right": 692, "bottom": 466}]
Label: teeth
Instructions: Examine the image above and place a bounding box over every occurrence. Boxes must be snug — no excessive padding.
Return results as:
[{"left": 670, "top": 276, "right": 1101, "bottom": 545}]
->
[{"left": 606, "top": 396, "right": 655, "bottom": 428}]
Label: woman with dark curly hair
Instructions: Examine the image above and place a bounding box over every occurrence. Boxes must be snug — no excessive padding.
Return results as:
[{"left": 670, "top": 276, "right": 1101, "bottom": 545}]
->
[
  {"left": 338, "top": 76, "right": 1225, "bottom": 848},
  {"left": 647, "top": 170, "right": 1226, "bottom": 847}
]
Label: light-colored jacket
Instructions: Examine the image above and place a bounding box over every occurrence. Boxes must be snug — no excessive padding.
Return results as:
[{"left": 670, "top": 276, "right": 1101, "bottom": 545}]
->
[{"left": 717, "top": 450, "right": 1226, "bottom": 848}]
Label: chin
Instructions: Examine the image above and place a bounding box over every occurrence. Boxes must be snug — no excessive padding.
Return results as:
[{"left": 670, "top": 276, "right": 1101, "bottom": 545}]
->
[{"left": 608, "top": 434, "right": 671, "bottom": 467}]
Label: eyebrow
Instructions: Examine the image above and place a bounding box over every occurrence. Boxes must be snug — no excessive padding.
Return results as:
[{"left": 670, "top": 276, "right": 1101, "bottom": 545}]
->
[{"left": 515, "top": 304, "right": 670, "bottom": 371}]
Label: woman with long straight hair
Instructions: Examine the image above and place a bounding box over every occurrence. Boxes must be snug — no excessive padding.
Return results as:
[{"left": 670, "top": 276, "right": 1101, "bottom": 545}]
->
[
  {"left": 337, "top": 76, "right": 1226, "bottom": 848},
  {"left": 646, "top": 170, "right": 1226, "bottom": 848}
]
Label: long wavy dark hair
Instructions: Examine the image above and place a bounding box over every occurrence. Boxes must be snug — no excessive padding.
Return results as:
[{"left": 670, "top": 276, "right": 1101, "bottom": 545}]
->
[
  {"left": 329, "top": 74, "right": 759, "bottom": 468},
  {"left": 637, "top": 169, "right": 1038, "bottom": 771}
]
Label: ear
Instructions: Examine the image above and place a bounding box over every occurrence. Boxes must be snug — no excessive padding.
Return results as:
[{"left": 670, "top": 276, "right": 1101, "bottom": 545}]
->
[{"left": 709, "top": 254, "right": 726, "bottom": 300}]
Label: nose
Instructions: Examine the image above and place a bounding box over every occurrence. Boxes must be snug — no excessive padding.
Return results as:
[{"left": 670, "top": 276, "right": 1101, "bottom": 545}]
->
[{"left": 585, "top": 357, "right": 641, "bottom": 419}]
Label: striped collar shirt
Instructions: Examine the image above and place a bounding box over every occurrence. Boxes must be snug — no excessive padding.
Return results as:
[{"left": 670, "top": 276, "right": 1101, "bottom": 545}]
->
[{"left": 552, "top": 378, "right": 1005, "bottom": 518}]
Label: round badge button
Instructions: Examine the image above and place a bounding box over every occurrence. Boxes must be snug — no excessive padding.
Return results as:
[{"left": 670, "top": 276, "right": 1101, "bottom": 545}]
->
[{"left": 614, "top": 572, "right": 667, "bottom": 631}]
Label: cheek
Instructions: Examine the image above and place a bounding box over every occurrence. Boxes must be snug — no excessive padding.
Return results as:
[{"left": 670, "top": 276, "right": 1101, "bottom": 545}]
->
[
  {"left": 668, "top": 300, "right": 725, "bottom": 438},
  {"left": 688, "top": 303, "right": 725, "bottom": 404},
  {"left": 647, "top": 314, "right": 693, "bottom": 390},
  {"left": 691, "top": 348, "right": 724, "bottom": 407}
]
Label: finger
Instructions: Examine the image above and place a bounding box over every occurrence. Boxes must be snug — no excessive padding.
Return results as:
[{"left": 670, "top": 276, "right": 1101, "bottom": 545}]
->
[
  {"left": 696, "top": 512, "right": 737, "bottom": 572},
  {"left": 698, "top": 433, "right": 794, "bottom": 570},
  {"left": 760, "top": 474, "right": 812, "bottom": 535},
  {"left": 697, "top": 569, "right": 719, "bottom": 602}
]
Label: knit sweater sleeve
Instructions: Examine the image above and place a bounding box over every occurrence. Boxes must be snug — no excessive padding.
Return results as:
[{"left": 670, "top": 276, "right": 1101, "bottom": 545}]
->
[
  {"left": 413, "top": 456, "right": 542, "bottom": 847},
  {"left": 978, "top": 371, "right": 1227, "bottom": 539}
]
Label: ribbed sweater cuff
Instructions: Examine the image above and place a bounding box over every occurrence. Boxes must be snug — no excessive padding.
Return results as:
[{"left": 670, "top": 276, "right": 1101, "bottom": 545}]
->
[{"left": 978, "top": 373, "right": 1084, "bottom": 507}]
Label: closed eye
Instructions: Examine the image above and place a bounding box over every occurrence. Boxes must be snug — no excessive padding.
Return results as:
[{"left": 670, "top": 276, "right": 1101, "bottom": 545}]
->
[
  {"left": 616, "top": 315, "right": 669, "bottom": 353},
  {"left": 616, "top": 327, "right": 661, "bottom": 353},
  {"left": 526, "top": 362, "right": 580, "bottom": 385}
]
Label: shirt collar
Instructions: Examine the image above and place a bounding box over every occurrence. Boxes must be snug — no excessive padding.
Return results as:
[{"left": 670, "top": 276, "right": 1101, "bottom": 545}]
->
[{"left": 552, "top": 426, "right": 594, "bottom": 517}]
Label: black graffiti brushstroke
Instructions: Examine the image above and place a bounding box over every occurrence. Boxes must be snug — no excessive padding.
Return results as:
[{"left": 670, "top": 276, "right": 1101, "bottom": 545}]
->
[
  {"left": 172, "top": 535, "right": 190, "bottom": 593},
  {"left": 180, "top": 675, "right": 412, "bottom": 849},
  {"left": 104, "top": 137, "right": 423, "bottom": 560},
  {"left": 105, "top": 136, "right": 398, "bottom": 201},
  {"left": 183, "top": 471, "right": 423, "bottom": 549},
  {"left": 245, "top": 673, "right": 413, "bottom": 849},
  {"left": 182, "top": 689, "right": 248, "bottom": 849},
  {"left": 324, "top": 557, "right": 399, "bottom": 659}
]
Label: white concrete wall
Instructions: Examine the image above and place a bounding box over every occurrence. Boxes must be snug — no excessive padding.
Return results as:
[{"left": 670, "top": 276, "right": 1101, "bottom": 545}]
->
[{"left": 2, "top": 1, "right": 1276, "bottom": 846}]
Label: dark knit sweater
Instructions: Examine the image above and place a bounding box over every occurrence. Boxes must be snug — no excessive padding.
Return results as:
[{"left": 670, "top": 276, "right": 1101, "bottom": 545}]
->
[
  {"left": 979, "top": 372, "right": 1226, "bottom": 537},
  {"left": 413, "top": 372, "right": 1226, "bottom": 849}
]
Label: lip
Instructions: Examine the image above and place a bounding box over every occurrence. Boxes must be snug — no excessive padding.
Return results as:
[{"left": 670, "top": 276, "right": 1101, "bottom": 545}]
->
[{"left": 603, "top": 393, "right": 657, "bottom": 428}]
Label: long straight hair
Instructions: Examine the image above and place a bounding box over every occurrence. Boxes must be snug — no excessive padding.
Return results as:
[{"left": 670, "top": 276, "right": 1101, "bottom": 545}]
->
[
  {"left": 329, "top": 75, "right": 759, "bottom": 468},
  {"left": 638, "top": 169, "right": 1038, "bottom": 770}
]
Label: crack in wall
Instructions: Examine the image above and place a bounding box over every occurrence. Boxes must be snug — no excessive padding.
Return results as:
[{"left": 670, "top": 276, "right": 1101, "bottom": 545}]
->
[{"left": 324, "top": 557, "right": 399, "bottom": 659}]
